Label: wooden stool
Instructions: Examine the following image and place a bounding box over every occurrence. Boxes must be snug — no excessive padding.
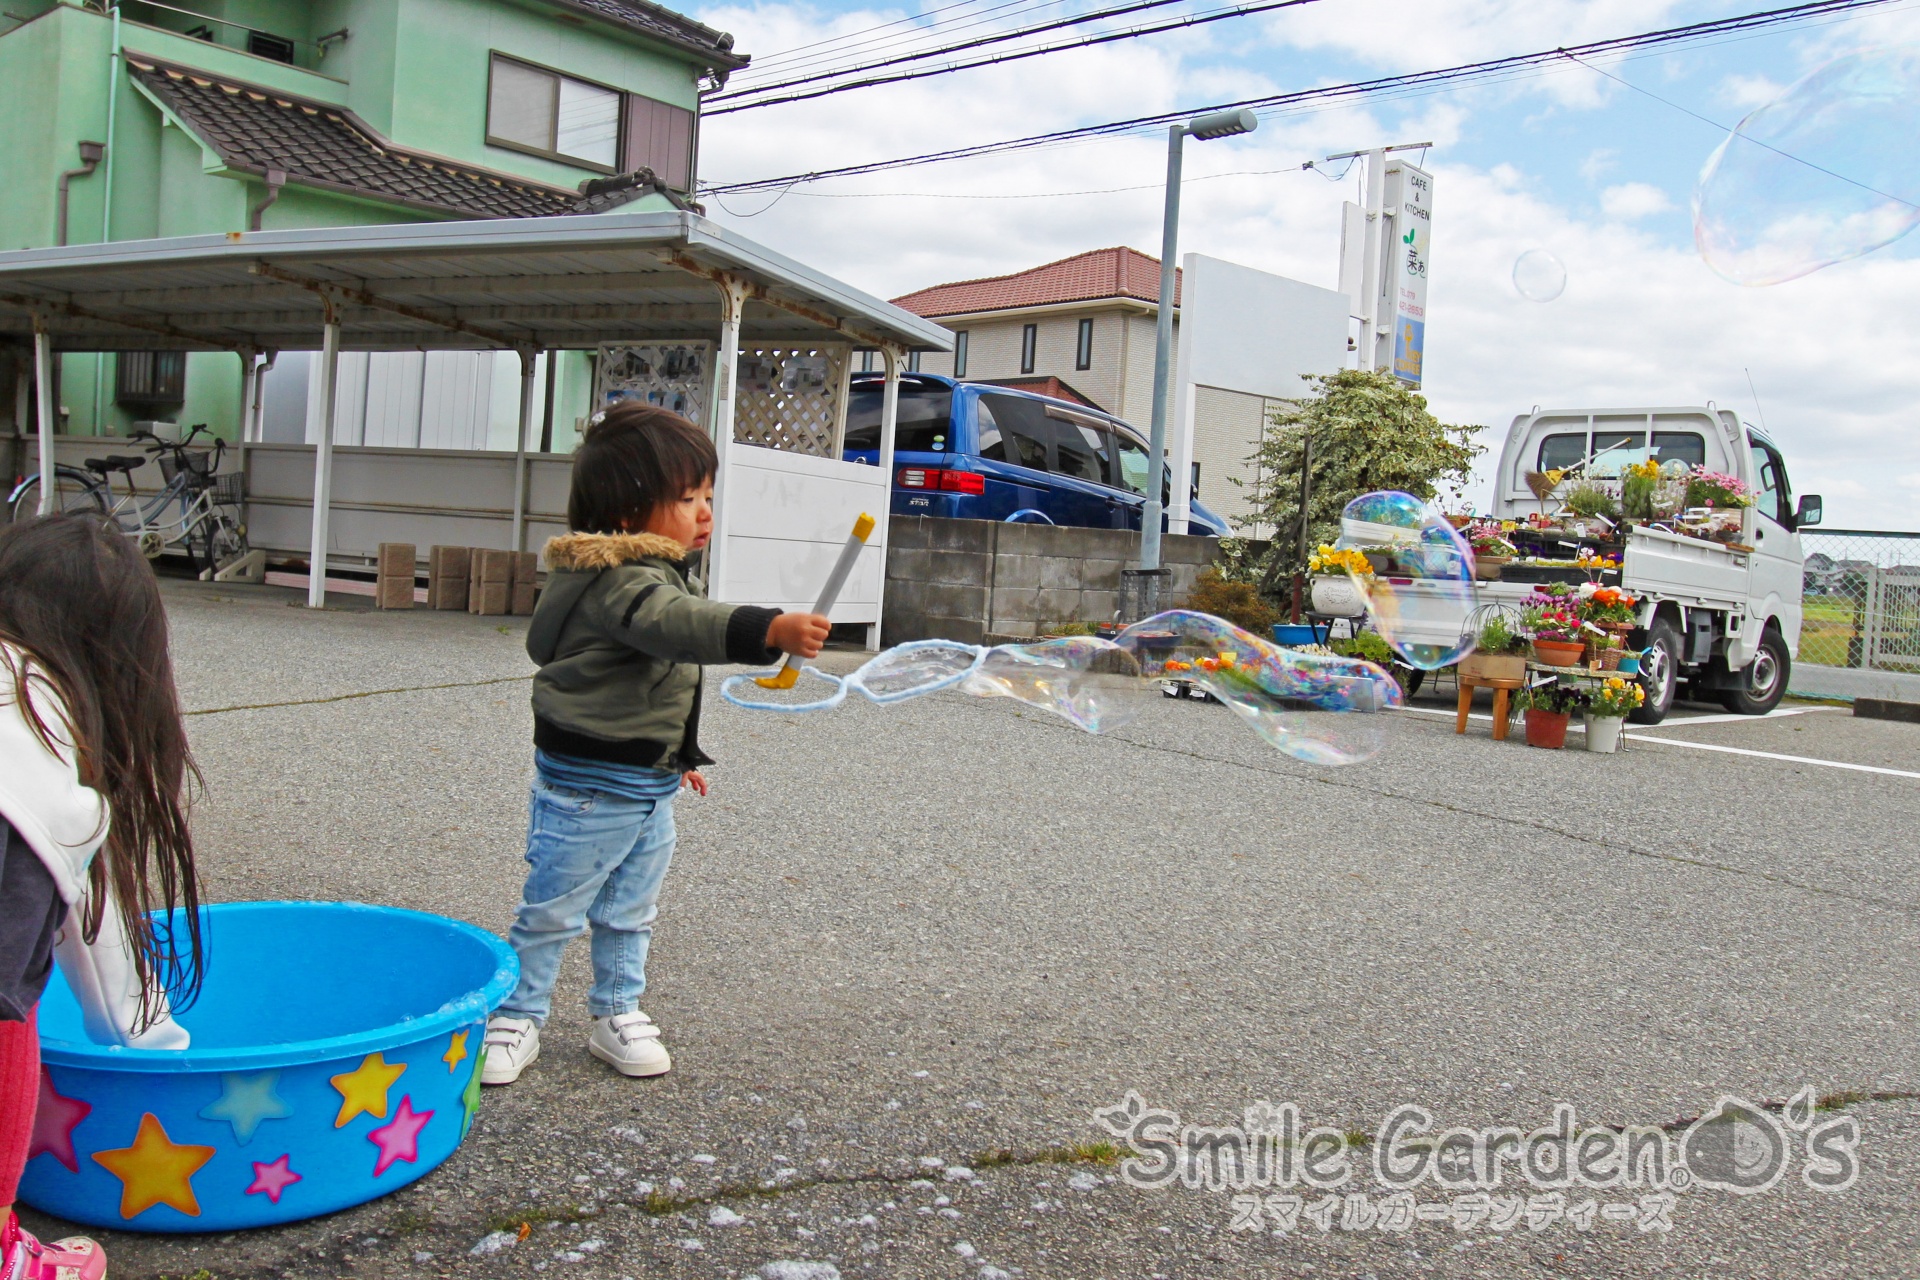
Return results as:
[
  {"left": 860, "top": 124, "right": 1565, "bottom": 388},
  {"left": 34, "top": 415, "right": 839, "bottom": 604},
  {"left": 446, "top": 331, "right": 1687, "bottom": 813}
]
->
[{"left": 1456, "top": 676, "right": 1524, "bottom": 741}]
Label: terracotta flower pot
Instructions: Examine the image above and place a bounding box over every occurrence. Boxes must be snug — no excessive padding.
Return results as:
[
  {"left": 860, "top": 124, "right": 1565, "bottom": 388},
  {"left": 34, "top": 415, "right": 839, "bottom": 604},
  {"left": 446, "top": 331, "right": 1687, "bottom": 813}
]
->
[
  {"left": 1524, "top": 709, "right": 1570, "bottom": 749},
  {"left": 1531, "top": 640, "right": 1585, "bottom": 668}
]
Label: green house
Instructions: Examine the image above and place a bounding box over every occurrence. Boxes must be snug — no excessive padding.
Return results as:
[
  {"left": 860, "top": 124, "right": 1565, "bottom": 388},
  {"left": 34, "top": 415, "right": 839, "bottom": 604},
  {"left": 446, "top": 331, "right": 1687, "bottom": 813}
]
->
[{"left": 0, "top": 0, "right": 746, "bottom": 442}]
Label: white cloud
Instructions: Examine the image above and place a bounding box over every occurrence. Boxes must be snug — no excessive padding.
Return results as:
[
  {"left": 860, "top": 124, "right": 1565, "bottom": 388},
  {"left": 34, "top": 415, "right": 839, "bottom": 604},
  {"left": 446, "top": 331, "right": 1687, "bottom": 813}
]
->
[
  {"left": 1600, "top": 181, "right": 1673, "bottom": 219},
  {"left": 1579, "top": 147, "right": 1618, "bottom": 183},
  {"left": 1717, "top": 72, "right": 1788, "bottom": 111}
]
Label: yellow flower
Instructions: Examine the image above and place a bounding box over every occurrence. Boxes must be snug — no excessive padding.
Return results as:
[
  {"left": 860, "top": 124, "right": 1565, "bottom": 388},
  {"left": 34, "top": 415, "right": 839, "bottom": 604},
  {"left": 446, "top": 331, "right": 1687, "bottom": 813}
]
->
[{"left": 1606, "top": 677, "right": 1625, "bottom": 690}]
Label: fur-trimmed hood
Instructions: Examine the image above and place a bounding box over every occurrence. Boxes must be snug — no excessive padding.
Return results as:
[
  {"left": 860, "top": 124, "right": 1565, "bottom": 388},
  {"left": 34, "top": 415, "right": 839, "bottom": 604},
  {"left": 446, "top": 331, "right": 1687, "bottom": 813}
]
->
[{"left": 542, "top": 531, "right": 688, "bottom": 571}]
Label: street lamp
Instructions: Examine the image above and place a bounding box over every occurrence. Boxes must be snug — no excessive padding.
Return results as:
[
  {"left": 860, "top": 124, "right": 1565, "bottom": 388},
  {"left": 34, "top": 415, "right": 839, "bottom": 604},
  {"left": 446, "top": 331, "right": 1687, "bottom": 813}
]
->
[{"left": 1139, "top": 108, "right": 1257, "bottom": 577}]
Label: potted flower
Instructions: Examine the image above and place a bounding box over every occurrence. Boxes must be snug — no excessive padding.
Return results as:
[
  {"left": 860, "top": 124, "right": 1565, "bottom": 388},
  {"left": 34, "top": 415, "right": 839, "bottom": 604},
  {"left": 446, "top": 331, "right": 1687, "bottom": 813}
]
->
[
  {"left": 1620, "top": 457, "right": 1661, "bottom": 522},
  {"left": 1683, "top": 467, "right": 1756, "bottom": 512},
  {"left": 1460, "top": 612, "right": 1528, "bottom": 682},
  {"left": 1516, "top": 681, "right": 1577, "bottom": 749},
  {"left": 1521, "top": 589, "right": 1585, "bottom": 668},
  {"left": 1307, "top": 544, "right": 1373, "bottom": 615},
  {"left": 1582, "top": 676, "right": 1644, "bottom": 754},
  {"left": 1467, "top": 524, "right": 1519, "bottom": 580},
  {"left": 1577, "top": 585, "right": 1640, "bottom": 649}
]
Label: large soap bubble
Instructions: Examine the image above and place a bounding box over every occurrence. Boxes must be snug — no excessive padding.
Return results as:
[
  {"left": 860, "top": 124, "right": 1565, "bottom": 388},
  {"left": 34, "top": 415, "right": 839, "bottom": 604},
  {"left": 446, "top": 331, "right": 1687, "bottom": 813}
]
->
[
  {"left": 719, "top": 610, "right": 1402, "bottom": 766},
  {"left": 1512, "top": 248, "right": 1567, "bottom": 302},
  {"left": 1334, "top": 491, "right": 1477, "bottom": 670},
  {"left": 1695, "top": 45, "right": 1920, "bottom": 285}
]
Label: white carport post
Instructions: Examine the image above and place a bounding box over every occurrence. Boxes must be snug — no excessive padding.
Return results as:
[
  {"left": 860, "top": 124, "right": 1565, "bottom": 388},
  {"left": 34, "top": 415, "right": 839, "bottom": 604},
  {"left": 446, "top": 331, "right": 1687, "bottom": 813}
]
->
[
  {"left": 706, "top": 275, "right": 750, "bottom": 599},
  {"left": 32, "top": 316, "right": 54, "bottom": 516},
  {"left": 1167, "top": 378, "right": 1198, "bottom": 536},
  {"left": 306, "top": 301, "right": 341, "bottom": 608},
  {"left": 867, "top": 342, "right": 904, "bottom": 650},
  {"left": 511, "top": 346, "right": 537, "bottom": 552},
  {"left": 236, "top": 346, "right": 257, "bottom": 449}
]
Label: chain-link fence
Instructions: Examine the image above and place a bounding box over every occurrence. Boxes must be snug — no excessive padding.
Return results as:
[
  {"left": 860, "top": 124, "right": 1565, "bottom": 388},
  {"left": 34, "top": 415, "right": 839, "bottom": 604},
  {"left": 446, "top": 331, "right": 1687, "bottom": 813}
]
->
[{"left": 1799, "top": 530, "right": 1920, "bottom": 672}]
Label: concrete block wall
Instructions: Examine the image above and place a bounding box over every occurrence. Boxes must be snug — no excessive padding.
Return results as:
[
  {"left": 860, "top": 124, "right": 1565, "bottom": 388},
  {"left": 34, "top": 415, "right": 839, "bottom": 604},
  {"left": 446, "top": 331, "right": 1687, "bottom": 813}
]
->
[{"left": 884, "top": 516, "right": 1218, "bottom": 645}]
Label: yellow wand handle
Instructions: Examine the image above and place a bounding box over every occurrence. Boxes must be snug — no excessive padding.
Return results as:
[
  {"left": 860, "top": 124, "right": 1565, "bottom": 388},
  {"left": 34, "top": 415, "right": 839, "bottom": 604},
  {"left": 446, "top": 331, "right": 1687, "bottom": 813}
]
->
[{"left": 756, "top": 512, "right": 876, "bottom": 688}]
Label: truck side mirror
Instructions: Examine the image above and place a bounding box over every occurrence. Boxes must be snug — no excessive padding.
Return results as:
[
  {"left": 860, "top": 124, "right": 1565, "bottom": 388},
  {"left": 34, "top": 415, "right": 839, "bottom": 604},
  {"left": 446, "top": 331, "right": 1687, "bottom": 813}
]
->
[{"left": 1795, "top": 494, "right": 1823, "bottom": 527}]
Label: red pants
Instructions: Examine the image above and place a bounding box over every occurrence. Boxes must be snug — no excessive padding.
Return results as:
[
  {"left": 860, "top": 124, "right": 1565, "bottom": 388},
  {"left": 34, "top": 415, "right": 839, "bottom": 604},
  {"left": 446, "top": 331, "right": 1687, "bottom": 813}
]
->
[{"left": 0, "top": 1008, "right": 37, "bottom": 1205}]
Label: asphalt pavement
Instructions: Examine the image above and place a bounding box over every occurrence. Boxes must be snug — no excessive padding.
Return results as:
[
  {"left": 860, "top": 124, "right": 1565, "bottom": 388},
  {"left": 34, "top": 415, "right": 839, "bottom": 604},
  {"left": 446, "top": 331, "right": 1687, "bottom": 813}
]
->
[{"left": 21, "top": 579, "right": 1920, "bottom": 1280}]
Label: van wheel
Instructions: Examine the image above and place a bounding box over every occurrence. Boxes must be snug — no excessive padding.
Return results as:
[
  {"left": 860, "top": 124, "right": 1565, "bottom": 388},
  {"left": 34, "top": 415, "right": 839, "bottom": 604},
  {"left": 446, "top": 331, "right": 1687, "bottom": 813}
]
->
[
  {"left": 1718, "top": 628, "right": 1790, "bottom": 715},
  {"left": 1629, "top": 615, "right": 1682, "bottom": 724}
]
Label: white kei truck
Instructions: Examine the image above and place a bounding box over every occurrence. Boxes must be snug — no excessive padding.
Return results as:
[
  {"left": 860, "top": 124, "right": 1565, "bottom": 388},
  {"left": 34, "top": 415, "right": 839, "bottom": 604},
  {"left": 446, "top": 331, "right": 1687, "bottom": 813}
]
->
[{"left": 1475, "top": 406, "right": 1822, "bottom": 724}]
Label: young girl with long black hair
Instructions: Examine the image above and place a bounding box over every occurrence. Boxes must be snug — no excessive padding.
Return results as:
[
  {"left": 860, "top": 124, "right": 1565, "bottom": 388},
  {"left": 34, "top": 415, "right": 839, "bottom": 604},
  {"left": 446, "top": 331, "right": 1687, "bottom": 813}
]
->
[{"left": 0, "top": 514, "right": 204, "bottom": 1280}]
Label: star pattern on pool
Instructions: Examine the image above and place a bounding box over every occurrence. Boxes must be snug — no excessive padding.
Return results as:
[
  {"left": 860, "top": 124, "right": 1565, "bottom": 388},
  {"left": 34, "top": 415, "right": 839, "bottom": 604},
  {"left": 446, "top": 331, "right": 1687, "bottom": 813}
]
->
[
  {"left": 367, "top": 1096, "right": 433, "bottom": 1177},
  {"left": 442, "top": 1030, "right": 469, "bottom": 1074},
  {"left": 330, "top": 1052, "right": 406, "bottom": 1128},
  {"left": 246, "top": 1154, "right": 303, "bottom": 1204},
  {"left": 460, "top": 1048, "right": 485, "bottom": 1138},
  {"left": 200, "top": 1071, "right": 293, "bottom": 1145},
  {"left": 29, "top": 1068, "right": 91, "bottom": 1173},
  {"left": 92, "top": 1113, "right": 216, "bottom": 1219}
]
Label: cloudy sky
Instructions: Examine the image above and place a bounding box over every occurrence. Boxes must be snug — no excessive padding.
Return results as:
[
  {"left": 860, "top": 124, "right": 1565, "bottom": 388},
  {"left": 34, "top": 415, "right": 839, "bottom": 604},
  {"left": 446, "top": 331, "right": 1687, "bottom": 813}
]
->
[{"left": 689, "top": 0, "right": 1920, "bottom": 528}]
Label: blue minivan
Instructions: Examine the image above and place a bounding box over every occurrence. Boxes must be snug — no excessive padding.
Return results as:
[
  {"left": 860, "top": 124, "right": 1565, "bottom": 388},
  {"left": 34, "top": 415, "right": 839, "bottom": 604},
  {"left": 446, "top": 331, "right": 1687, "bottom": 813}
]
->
[{"left": 841, "top": 373, "right": 1229, "bottom": 535}]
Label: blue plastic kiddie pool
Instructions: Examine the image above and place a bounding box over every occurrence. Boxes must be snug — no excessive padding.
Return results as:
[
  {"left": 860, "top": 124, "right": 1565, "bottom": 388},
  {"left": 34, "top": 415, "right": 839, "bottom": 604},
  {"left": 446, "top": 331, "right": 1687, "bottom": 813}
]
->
[{"left": 21, "top": 901, "right": 516, "bottom": 1233}]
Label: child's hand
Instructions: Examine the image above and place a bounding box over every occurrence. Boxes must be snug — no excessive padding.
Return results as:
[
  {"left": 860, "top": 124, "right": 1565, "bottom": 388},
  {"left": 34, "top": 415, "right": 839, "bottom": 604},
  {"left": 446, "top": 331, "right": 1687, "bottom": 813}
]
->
[
  {"left": 681, "top": 769, "right": 708, "bottom": 796},
  {"left": 767, "top": 612, "right": 831, "bottom": 659}
]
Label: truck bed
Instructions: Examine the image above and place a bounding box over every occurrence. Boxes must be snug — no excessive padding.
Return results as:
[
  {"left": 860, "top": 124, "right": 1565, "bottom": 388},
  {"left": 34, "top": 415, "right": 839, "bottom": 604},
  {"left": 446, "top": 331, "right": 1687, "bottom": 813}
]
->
[{"left": 1619, "top": 525, "right": 1748, "bottom": 611}]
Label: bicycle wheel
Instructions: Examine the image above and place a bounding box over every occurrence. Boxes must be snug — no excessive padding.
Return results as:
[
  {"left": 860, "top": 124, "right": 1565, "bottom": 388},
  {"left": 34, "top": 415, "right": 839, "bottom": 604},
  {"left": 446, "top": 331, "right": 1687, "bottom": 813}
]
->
[
  {"left": 196, "top": 512, "right": 248, "bottom": 576},
  {"left": 8, "top": 471, "right": 109, "bottom": 525}
]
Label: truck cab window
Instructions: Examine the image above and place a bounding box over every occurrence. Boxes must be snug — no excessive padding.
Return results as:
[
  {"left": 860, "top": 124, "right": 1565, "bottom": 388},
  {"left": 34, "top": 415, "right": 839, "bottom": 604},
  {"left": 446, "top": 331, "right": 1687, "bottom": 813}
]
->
[
  {"left": 1537, "top": 433, "right": 1587, "bottom": 472},
  {"left": 1749, "top": 437, "right": 1790, "bottom": 526},
  {"left": 1588, "top": 431, "right": 1646, "bottom": 478},
  {"left": 1651, "top": 431, "right": 1705, "bottom": 467}
]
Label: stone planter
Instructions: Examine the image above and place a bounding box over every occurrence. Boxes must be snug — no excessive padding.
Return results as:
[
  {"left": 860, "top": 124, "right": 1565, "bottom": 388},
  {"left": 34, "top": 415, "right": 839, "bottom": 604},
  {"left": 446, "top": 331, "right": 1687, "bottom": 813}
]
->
[
  {"left": 1524, "top": 709, "right": 1570, "bottom": 749},
  {"left": 1585, "top": 714, "right": 1624, "bottom": 754},
  {"left": 1531, "top": 640, "right": 1585, "bottom": 669},
  {"left": 1310, "top": 574, "right": 1367, "bottom": 617},
  {"left": 1459, "top": 652, "right": 1526, "bottom": 682}
]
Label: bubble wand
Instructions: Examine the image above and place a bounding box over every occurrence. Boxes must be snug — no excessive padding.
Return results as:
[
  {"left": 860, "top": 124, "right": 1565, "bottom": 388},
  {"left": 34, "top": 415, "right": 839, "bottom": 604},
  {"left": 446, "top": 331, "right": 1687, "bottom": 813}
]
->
[{"left": 756, "top": 512, "right": 876, "bottom": 689}]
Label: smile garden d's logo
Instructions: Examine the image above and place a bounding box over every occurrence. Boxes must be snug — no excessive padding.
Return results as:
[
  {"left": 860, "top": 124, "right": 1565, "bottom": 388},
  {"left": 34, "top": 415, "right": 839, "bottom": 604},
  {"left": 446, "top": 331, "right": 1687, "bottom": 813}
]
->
[{"left": 1093, "top": 1088, "right": 1858, "bottom": 1233}]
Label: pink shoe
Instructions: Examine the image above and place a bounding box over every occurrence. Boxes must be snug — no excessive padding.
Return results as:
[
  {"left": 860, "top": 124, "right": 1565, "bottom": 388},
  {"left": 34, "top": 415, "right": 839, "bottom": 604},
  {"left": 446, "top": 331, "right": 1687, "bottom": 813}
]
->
[{"left": 1, "top": 1213, "right": 107, "bottom": 1280}]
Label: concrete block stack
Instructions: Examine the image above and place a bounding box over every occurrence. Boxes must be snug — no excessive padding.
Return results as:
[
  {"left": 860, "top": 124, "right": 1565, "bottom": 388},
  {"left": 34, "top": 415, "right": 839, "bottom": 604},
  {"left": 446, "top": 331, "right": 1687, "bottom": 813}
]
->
[
  {"left": 427, "top": 546, "right": 470, "bottom": 611},
  {"left": 469, "top": 550, "right": 513, "bottom": 616},
  {"left": 376, "top": 543, "right": 416, "bottom": 610},
  {"left": 510, "top": 551, "right": 538, "bottom": 616}
]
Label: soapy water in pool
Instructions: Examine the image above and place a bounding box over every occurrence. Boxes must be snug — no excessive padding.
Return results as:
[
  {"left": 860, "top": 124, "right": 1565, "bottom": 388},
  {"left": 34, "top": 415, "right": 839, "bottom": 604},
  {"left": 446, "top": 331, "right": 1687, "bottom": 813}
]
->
[
  {"left": 1695, "top": 45, "right": 1920, "bottom": 285},
  {"left": 721, "top": 608, "right": 1403, "bottom": 766},
  {"left": 1333, "top": 490, "right": 1477, "bottom": 671}
]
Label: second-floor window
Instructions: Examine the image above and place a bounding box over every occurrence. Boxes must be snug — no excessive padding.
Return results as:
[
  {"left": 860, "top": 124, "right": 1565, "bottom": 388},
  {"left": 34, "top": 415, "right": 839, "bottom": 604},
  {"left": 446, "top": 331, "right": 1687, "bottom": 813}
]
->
[
  {"left": 487, "top": 53, "right": 698, "bottom": 187},
  {"left": 952, "top": 331, "right": 968, "bottom": 378},
  {"left": 488, "top": 54, "right": 622, "bottom": 171},
  {"left": 1020, "top": 323, "right": 1037, "bottom": 374},
  {"left": 1075, "top": 317, "right": 1093, "bottom": 370}
]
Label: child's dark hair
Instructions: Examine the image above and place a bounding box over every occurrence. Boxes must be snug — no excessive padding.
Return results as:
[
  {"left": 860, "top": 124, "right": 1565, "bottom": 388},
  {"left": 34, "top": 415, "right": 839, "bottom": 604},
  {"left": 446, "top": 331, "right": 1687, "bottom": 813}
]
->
[
  {"left": 568, "top": 403, "right": 718, "bottom": 534},
  {"left": 0, "top": 514, "right": 203, "bottom": 1027}
]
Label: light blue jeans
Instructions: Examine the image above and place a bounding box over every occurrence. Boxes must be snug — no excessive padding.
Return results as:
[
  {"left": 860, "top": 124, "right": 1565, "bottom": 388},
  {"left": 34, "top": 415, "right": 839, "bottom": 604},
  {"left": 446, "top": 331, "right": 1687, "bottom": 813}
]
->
[{"left": 499, "top": 776, "right": 677, "bottom": 1024}]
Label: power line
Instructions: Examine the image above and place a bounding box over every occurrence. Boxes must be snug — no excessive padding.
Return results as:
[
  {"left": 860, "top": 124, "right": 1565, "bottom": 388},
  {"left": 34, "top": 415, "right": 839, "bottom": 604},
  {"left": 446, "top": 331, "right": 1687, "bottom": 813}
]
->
[
  {"left": 712, "top": 0, "right": 1259, "bottom": 107},
  {"left": 737, "top": 0, "right": 1089, "bottom": 80},
  {"left": 701, "top": 0, "right": 1903, "bottom": 193}
]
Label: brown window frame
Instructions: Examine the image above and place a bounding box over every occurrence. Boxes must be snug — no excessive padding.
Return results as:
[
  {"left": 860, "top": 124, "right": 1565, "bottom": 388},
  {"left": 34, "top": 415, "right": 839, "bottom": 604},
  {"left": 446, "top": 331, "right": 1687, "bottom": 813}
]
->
[{"left": 485, "top": 52, "right": 625, "bottom": 175}]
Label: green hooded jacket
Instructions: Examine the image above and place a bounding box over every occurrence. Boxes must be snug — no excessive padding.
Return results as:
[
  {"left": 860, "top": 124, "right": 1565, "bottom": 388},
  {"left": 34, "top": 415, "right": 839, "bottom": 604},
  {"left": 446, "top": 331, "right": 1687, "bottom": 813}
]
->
[{"left": 526, "top": 531, "right": 782, "bottom": 770}]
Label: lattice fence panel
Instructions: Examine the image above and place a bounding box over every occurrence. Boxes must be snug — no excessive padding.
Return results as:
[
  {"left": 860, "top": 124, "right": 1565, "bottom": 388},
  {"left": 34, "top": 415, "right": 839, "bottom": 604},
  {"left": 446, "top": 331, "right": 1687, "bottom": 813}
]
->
[
  {"left": 733, "top": 346, "right": 849, "bottom": 458},
  {"left": 596, "top": 343, "right": 713, "bottom": 428}
]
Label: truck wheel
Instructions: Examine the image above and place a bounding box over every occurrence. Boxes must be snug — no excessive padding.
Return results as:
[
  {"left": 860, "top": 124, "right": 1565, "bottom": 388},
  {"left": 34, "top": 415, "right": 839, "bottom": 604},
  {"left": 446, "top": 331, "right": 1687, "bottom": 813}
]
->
[
  {"left": 1718, "top": 628, "right": 1790, "bottom": 715},
  {"left": 1629, "top": 615, "right": 1683, "bottom": 725}
]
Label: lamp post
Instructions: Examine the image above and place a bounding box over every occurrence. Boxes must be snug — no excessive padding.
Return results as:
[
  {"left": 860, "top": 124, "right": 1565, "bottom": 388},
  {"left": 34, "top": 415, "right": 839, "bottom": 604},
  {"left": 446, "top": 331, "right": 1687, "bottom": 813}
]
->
[{"left": 1139, "top": 107, "right": 1257, "bottom": 574}]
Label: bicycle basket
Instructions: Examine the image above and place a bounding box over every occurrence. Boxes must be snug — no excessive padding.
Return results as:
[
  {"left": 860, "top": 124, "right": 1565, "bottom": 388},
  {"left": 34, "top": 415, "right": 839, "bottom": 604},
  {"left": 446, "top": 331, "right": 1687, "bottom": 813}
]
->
[{"left": 212, "top": 472, "right": 245, "bottom": 506}]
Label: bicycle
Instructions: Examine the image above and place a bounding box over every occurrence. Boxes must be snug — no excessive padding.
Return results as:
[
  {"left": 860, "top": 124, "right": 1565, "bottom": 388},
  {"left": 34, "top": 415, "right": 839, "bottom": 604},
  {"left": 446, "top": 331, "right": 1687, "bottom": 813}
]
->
[{"left": 7, "top": 424, "right": 249, "bottom": 576}]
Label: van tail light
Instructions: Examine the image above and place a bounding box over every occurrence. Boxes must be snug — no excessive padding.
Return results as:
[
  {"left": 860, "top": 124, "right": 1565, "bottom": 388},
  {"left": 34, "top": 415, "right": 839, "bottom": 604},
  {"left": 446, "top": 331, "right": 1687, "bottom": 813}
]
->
[
  {"left": 937, "top": 470, "right": 985, "bottom": 495},
  {"left": 896, "top": 468, "right": 985, "bottom": 495}
]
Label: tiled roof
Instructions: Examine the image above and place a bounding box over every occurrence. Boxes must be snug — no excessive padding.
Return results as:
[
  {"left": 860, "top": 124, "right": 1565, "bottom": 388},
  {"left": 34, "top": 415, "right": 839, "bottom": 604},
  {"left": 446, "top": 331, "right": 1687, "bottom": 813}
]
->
[
  {"left": 556, "top": 0, "right": 749, "bottom": 71},
  {"left": 127, "top": 57, "right": 677, "bottom": 221},
  {"left": 966, "top": 376, "right": 1103, "bottom": 409},
  {"left": 892, "top": 247, "right": 1181, "bottom": 318}
]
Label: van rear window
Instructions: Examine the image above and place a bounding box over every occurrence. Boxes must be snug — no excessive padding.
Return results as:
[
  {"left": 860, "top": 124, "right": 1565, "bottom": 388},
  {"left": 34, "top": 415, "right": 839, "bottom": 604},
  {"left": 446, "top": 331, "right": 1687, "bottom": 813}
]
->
[{"left": 844, "top": 387, "right": 954, "bottom": 453}]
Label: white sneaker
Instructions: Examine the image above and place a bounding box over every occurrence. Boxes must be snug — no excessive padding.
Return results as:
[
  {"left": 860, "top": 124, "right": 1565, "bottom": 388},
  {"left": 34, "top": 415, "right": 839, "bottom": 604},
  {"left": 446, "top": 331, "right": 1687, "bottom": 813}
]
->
[
  {"left": 587, "top": 1010, "right": 672, "bottom": 1077},
  {"left": 481, "top": 1015, "right": 540, "bottom": 1085}
]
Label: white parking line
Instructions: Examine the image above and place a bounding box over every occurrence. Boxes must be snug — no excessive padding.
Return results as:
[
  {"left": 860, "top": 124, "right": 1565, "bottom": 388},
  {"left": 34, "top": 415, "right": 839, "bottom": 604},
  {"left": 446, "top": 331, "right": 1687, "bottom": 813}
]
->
[{"left": 1398, "top": 706, "right": 1919, "bottom": 780}]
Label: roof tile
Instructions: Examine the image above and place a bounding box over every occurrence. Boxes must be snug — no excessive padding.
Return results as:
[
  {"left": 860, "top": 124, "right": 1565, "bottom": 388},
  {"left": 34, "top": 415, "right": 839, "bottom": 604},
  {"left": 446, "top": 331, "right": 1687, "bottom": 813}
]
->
[{"left": 891, "top": 247, "right": 1181, "bottom": 317}]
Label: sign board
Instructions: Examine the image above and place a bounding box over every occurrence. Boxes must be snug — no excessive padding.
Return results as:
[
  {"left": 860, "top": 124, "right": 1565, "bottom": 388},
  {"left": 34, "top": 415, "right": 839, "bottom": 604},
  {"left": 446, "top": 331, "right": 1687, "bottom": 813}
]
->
[{"left": 1384, "top": 162, "right": 1432, "bottom": 387}]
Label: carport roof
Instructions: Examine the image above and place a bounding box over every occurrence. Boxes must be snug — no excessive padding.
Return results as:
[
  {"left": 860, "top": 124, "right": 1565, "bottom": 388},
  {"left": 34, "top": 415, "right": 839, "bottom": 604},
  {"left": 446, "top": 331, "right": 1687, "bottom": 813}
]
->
[{"left": 0, "top": 211, "right": 951, "bottom": 354}]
